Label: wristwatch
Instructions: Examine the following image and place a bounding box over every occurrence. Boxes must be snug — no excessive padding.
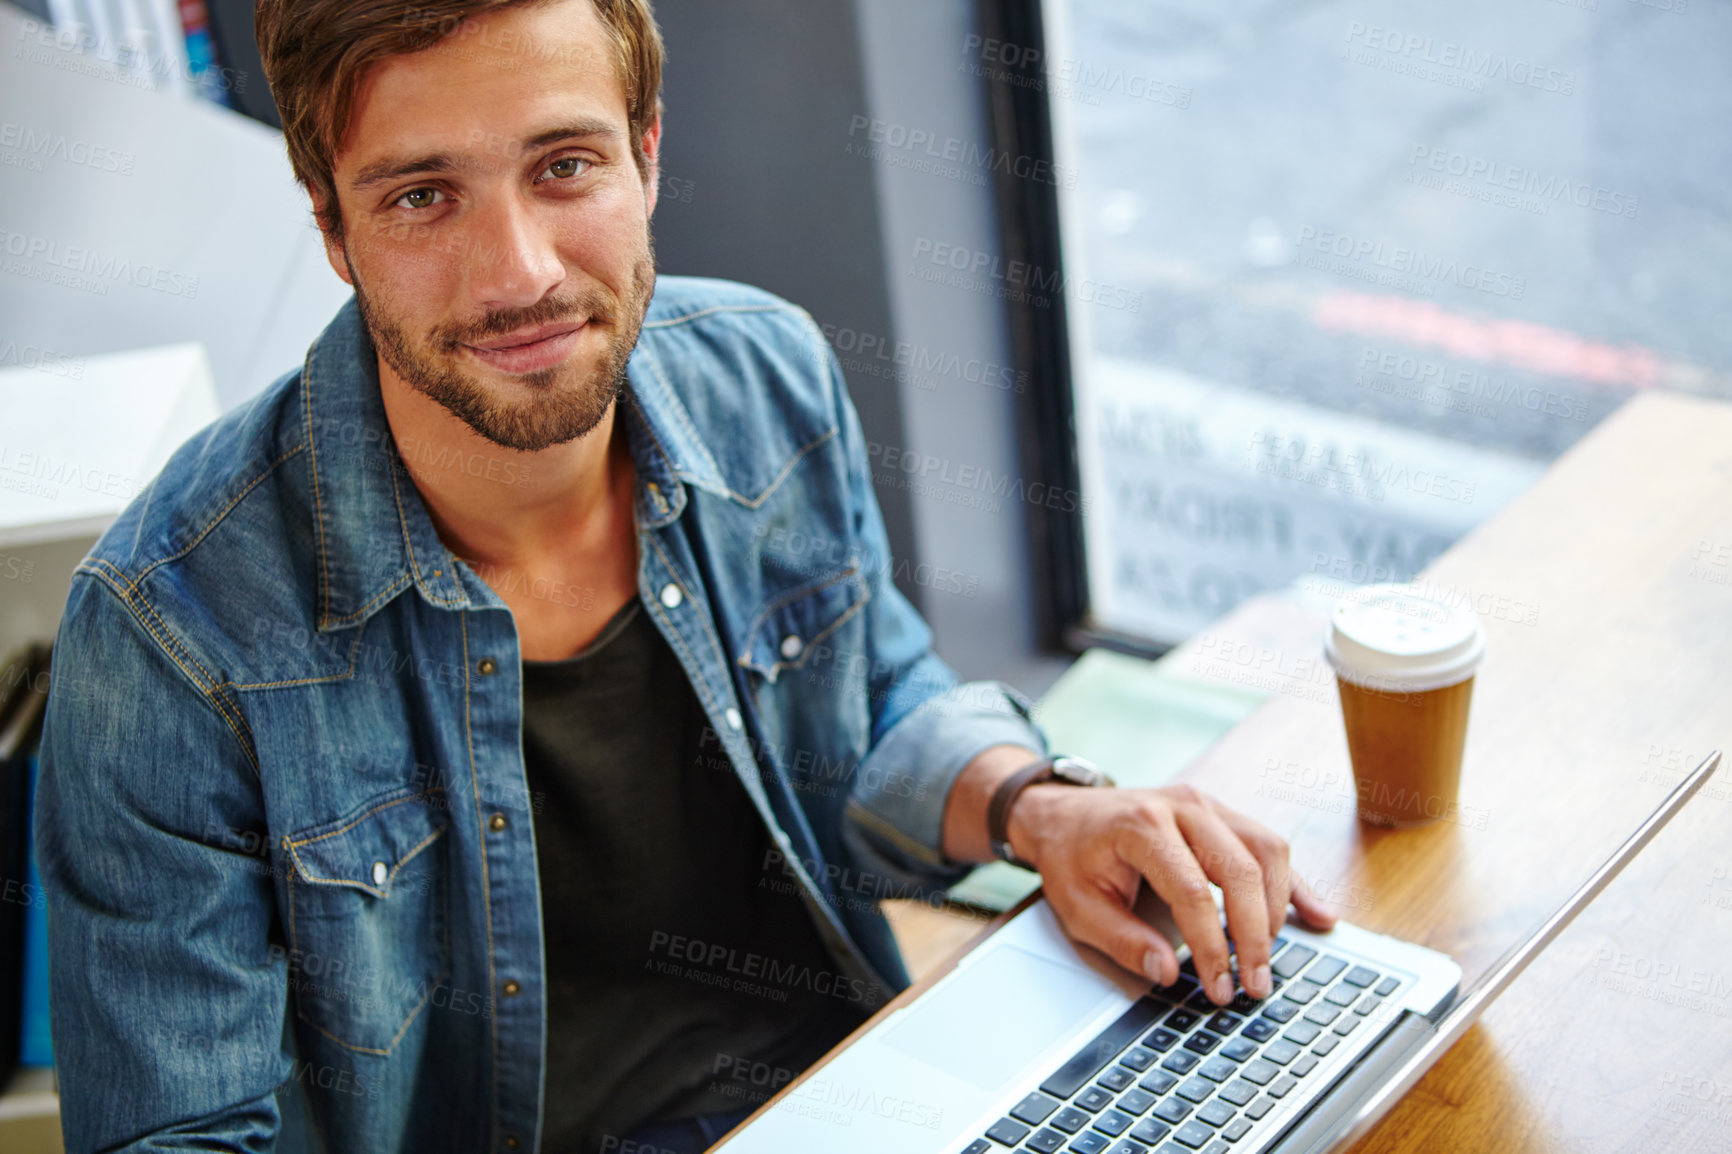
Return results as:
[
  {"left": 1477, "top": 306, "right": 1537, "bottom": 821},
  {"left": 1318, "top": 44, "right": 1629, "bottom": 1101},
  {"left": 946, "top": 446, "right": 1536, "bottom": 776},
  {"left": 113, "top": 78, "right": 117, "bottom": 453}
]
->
[{"left": 986, "top": 754, "right": 1114, "bottom": 871}]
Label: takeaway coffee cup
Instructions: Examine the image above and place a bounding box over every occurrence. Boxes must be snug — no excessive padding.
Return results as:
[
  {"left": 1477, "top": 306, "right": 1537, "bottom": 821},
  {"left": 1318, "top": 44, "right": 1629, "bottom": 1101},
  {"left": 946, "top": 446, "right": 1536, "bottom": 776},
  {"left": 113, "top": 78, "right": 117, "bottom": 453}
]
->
[{"left": 1323, "top": 584, "right": 1485, "bottom": 827}]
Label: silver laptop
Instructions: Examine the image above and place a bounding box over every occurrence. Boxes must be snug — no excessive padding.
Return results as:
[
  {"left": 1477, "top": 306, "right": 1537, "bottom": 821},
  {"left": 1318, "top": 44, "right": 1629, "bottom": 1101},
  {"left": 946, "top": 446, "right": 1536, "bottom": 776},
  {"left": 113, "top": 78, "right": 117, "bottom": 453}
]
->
[{"left": 718, "top": 751, "right": 1720, "bottom": 1154}]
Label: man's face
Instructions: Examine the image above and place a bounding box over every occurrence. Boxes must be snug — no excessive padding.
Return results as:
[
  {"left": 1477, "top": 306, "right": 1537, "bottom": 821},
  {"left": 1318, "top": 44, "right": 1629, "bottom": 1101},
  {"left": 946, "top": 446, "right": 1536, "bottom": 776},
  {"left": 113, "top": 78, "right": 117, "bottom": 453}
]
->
[{"left": 321, "top": 0, "right": 660, "bottom": 452}]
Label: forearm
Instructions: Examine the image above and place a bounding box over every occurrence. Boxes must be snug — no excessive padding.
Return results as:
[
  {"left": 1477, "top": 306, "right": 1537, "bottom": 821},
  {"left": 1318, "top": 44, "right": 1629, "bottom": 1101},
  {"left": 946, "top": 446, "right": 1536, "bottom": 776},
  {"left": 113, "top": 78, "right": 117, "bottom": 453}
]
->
[{"left": 939, "top": 743, "right": 1044, "bottom": 863}]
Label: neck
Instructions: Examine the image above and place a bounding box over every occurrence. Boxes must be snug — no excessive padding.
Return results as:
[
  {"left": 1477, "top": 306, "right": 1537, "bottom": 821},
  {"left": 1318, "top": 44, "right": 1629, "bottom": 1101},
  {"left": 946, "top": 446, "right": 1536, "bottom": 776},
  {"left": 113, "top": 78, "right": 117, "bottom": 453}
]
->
[{"left": 378, "top": 363, "right": 631, "bottom": 572}]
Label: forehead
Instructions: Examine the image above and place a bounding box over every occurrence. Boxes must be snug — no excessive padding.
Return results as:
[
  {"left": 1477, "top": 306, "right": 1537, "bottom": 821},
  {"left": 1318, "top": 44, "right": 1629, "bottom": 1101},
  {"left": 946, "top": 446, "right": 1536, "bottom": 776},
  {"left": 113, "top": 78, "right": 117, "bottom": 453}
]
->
[{"left": 338, "top": 0, "right": 628, "bottom": 173}]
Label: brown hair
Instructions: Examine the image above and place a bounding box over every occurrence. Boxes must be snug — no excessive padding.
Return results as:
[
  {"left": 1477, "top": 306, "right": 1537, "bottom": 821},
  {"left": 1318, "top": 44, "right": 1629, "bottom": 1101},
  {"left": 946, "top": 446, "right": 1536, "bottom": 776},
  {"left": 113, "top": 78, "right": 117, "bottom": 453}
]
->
[{"left": 254, "top": 0, "right": 664, "bottom": 239}]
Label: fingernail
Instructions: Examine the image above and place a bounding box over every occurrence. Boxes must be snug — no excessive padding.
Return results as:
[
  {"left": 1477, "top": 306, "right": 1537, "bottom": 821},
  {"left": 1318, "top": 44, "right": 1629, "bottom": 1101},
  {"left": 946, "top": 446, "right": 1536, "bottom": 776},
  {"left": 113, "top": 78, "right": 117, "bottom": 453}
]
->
[
  {"left": 1253, "top": 964, "right": 1271, "bottom": 998},
  {"left": 1143, "top": 950, "right": 1165, "bottom": 984},
  {"left": 1212, "top": 972, "right": 1233, "bottom": 1003}
]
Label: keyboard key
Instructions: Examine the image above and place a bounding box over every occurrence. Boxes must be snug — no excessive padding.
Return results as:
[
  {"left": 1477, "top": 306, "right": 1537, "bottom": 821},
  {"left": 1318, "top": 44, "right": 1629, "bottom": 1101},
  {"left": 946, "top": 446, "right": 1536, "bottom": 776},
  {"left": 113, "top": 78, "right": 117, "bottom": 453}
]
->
[
  {"left": 1226, "top": 988, "right": 1265, "bottom": 1015},
  {"left": 1267, "top": 1074, "right": 1299, "bottom": 1099},
  {"left": 1119, "top": 1088, "right": 1157, "bottom": 1115},
  {"left": 1204, "top": 1011, "right": 1244, "bottom": 1035},
  {"left": 1218, "top": 1079, "right": 1258, "bottom": 1106},
  {"left": 1356, "top": 996, "right": 1383, "bottom": 1017},
  {"left": 1203, "top": 1142, "right": 1231, "bottom": 1154},
  {"left": 1077, "top": 1086, "right": 1116, "bottom": 1113},
  {"left": 1303, "top": 1004, "right": 1341, "bottom": 1027},
  {"left": 1283, "top": 1021, "right": 1321, "bottom": 1045},
  {"left": 1312, "top": 1036, "right": 1340, "bottom": 1057},
  {"left": 1153, "top": 974, "right": 1201, "bottom": 1003},
  {"left": 1177, "top": 1077, "right": 1215, "bottom": 1103},
  {"left": 1100, "top": 1067, "right": 1137, "bottom": 1093},
  {"left": 1183, "top": 1031, "right": 1222, "bottom": 1056},
  {"left": 1281, "top": 981, "right": 1320, "bottom": 1005},
  {"left": 1028, "top": 1129, "right": 1067, "bottom": 1153},
  {"left": 1143, "top": 1028, "right": 1182, "bottom": 1053},
  {"left": 1343, "top": 966, "right": 1380, "bottom": 989},
  {"left": 1154, "top": 1097, "right": 1193, "bottom": 1124},
  {"left": 1067, "top": 1133, "right": 1109, "bottom": 1154},
  {"left": 1240, "top": 1018, "right": 1278, "bottom": 1043},
  {"left": 985, "top": 1117, "right": 1031, "bottom": 1146},
  {"left": 1013, "top": 1093, "right": 1062, "bottom": 1126},
  {"left": 1122, "top": 1046, "right": 1159, "bottom": 1071},
  {"left": 1198, "top": 1058, "right": 1237, "bottom": 1083},
  {"left": 1184, "top": 990, "right": 1217, "bottom": 1013},
  {"left": 1138, "top": 1070, "right": 1179, "bottom": 1095},
  {"left": 1324, "top": 984, "right": 1359, "bottom": 1007},
  {"left": 1292, "top": 1054, "right": 1319, "bottom": 1077},
  {"left": 1052, "top": 1107, "right": 1092, "bottom": 1134},
  {"left": 1174, "top": 1120, "right": 1216, "bottom": 1148},
  {"left": 1262, "top": 1040, "right": 1301, "bottom": 1066},
  {"left": 1245, "top": 1096, "right": 1276, "bottom": 1120},
  {"left": 1374, "top": 976, "right": 1401, "bottom": 998},
  {"left": 1270, "top": 944, "right": 1316, "bottom": 979},
  {"left": 1332, "top": 1016, "right": 1360, "bottom": 1037},
  {"left": 1129, "top": 1118, "right": 1172, "bottom": 1146},
  {"left": 1197, "top": 1100, "right": 1237, "bottom": 1128},
  {"left": 1162, "top": 1051, "right": 1200, "bottom": 1075},
  {"left": 963, "top": 1141, "right": 993, "bottom": 1154},
  {"left": 1042, "top": 998, "right": 1172, "bottom": 1098},
  {"left": 1239, "top": 1059, "right": 1280, "bottom": 1086},
  {"left": 1165, "top": 1009, "right": 1202, "bottom": 1032},
  {"left": 1105, "top": 1142, "right": 1150, "bottom": 1154},
  {"left": 1269, "top": 937, "right": 1289, "bottom": 958},
  {"left": 1219, "top": 1037, "right": 1257, "bottom": 1062},
  {"left": 1260, "top": 1000, "right": 1299, "bottom": 1024},
  {"left": 1303, "top": 956, "right": 1348, "bottom": 986},
  {"left": 1093, "top": 1109, "right": 1133, "bottom": 1137},
  {"left": 1223, "top": 1117, "right": 1253, "bottom": 1142}
]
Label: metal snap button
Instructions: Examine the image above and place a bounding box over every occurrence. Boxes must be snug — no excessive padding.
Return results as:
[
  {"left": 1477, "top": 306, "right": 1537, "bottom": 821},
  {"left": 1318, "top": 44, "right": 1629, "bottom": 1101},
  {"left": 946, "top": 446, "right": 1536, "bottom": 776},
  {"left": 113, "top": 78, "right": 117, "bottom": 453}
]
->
[
  {"left": 371, "top": 861, "right": 388, "bottom": 886},
  {"left": 478, "top": 657, "right": 498, "bottom": 676},
  {"left": 489, "top": 813, "right": 507, "bottom": 832},
  {"left": 725, "top": 707, "right": 743, "bottom": 731},
  {"left": 660, "top": 583, "right": 683, "bottom": 609},
  {"left": 780, "top": 634, "right": 803, "bottom": 659}
]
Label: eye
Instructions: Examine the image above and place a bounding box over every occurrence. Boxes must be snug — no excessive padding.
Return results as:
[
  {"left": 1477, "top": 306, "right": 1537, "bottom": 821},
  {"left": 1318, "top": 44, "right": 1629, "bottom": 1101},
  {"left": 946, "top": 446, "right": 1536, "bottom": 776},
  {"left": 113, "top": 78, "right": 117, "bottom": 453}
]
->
[
  {"left": 396, "top": 187, "right": 445, "bottom": 210},
  {"left": 540, "top": 156, "right": 591, "bottom": 182}
]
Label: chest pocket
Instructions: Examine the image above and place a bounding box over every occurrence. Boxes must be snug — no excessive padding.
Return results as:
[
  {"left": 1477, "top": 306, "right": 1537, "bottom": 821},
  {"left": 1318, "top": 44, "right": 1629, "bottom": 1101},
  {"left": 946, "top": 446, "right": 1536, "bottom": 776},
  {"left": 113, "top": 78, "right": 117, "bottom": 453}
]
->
[
  {"left": 282, "top": 788, "right": 451, "bottom": 1054},
  {"left": 736, "top": 566, "right": 868, "bottom": 683}
]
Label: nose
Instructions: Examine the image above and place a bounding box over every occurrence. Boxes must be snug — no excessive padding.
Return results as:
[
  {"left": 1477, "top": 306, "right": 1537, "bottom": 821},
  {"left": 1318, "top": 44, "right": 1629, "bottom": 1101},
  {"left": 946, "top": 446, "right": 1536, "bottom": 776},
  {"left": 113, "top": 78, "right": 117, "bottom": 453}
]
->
[{"left": 462, "top": 191, "right": 565, "bottom": 310}]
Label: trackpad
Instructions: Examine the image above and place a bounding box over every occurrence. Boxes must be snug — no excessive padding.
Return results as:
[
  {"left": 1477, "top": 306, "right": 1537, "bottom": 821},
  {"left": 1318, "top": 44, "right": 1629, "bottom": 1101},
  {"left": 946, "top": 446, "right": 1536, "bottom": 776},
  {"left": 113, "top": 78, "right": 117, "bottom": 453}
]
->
[{"left": 882, "top": 945, "right": 1120, "bottom": 1092}]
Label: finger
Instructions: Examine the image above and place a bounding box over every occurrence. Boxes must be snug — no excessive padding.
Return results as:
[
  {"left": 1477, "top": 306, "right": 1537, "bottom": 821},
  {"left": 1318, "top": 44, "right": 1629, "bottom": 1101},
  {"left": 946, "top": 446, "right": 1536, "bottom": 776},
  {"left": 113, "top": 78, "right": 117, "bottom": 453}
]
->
[
  {"left": 1048, "top": 880, "right": 1180, "bottom": 987},
  {"left": 1207, "top": 800, "right": 1294, "bottom": 944},
  {"left": 1116, "top": 811, "right": 1234, "bottom": 1005},
  {"left": 1173, "top": 805, "right": 1272, "bottom": 1001},
  {"left": 1290, "top": 873, "right": 1340, "bottom": 930}
]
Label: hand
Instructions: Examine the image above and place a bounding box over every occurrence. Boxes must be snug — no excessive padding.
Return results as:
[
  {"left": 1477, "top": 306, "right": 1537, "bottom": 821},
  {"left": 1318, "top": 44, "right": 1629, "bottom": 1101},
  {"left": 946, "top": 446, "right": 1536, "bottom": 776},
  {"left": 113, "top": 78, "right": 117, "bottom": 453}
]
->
[{"left": 1005, "top": 783, "right": 1337, "bottom": 1006}]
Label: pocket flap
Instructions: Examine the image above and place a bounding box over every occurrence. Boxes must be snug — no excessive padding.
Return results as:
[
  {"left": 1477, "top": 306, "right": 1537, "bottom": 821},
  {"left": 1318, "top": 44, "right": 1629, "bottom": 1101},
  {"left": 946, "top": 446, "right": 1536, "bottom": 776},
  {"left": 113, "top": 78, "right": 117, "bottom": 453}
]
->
[
  {"left": 284, "top": 789, "right": 448, "bottom": 898},
  {"left": 738, "top": 566, "right": 868, "bottom": 680}
]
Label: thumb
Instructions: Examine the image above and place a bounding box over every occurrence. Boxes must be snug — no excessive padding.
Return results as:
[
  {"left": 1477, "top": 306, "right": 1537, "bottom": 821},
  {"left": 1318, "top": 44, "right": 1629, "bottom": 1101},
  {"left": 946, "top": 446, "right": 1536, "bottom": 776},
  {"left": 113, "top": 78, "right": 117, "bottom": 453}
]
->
[{"left": 1049, "top": 883, "right": 1179, "bottom": 987}]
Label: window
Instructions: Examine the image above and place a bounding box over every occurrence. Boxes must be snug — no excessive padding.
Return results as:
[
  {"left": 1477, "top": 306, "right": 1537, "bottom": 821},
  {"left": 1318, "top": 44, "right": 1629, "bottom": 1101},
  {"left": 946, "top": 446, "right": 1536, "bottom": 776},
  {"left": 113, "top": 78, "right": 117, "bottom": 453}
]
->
[{"left": 1017, "top": 0, "right": 1729, "bottom": 647}]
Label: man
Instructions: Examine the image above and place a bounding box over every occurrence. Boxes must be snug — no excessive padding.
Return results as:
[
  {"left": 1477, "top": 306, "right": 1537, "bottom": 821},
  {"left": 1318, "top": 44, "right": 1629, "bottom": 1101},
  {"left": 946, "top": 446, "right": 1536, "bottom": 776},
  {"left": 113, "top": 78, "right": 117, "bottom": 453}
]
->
[{"left": 36, "top": 1, "right": 1334, "bottom": 1151}]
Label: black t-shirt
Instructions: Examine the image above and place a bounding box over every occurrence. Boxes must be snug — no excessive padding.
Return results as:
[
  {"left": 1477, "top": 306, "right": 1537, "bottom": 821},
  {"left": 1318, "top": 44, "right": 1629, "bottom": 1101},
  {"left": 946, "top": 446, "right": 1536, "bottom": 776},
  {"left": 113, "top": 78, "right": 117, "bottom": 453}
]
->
[{"left": 520, "top": 598, "right": 864, "bottom": 1154}]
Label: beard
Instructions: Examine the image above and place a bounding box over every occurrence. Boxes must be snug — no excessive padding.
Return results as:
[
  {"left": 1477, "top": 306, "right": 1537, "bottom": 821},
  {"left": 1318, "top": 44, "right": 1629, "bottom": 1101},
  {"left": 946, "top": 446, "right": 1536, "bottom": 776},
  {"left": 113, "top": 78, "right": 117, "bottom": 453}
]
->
[{"left": 349, "top": 237, "right": 657, "bottom": 452}]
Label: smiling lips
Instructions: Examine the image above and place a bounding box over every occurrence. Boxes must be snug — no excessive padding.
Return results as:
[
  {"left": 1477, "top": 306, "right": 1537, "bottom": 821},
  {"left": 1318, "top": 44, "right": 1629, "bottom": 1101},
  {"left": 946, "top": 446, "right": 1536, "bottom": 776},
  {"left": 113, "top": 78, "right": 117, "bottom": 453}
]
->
[{"left": 463, "top": 321, "right": 588, "bottom": 374}]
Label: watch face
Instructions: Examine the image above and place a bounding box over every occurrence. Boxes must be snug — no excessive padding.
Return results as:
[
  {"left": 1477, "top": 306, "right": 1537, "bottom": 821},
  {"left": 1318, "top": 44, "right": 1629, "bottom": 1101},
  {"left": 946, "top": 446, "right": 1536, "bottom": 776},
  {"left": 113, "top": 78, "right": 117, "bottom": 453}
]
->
[{"left": 1050, "top": 757, "right": 1104, "bottom": 786}]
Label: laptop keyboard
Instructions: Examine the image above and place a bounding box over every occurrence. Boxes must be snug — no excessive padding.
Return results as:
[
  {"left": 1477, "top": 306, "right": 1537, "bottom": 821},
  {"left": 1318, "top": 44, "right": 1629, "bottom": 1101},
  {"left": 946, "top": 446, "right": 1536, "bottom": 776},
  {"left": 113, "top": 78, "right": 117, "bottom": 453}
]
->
[{"left": 960, "top": 938, "right": 1405, "bottom": 1154}]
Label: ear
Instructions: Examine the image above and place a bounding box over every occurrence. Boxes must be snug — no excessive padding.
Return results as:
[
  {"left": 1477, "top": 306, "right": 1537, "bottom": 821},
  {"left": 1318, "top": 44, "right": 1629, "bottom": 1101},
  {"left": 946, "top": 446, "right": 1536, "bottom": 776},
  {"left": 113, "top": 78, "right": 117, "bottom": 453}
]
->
[
  {"left": 311, "top": 188, "right": 354, "bottom": 287},
  {"left": 640, "top": 114, "right": 663, "bottom": 219}
]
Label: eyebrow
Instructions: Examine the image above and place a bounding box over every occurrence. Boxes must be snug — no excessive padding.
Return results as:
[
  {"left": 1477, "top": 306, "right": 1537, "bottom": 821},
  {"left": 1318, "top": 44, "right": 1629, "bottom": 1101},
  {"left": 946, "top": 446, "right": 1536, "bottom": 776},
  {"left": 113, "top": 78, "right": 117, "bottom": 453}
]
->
[{"left": 348, "top": 119, "right": 623, "bottom": 191}]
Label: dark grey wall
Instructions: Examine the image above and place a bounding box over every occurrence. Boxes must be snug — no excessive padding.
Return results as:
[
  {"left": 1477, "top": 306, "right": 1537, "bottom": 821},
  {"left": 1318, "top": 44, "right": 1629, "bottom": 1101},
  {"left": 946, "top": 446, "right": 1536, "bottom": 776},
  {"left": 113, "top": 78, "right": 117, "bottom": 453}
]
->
[{"left": 649, "top": 0, "right": 921, "bottom": 615}]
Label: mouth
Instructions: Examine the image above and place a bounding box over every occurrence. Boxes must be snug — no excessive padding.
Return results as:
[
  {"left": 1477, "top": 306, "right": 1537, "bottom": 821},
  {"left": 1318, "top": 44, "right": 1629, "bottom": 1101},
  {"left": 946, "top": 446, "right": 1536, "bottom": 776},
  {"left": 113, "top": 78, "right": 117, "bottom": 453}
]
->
[{"left": 460, "top": 321, "right": 589, "bottom": 374}]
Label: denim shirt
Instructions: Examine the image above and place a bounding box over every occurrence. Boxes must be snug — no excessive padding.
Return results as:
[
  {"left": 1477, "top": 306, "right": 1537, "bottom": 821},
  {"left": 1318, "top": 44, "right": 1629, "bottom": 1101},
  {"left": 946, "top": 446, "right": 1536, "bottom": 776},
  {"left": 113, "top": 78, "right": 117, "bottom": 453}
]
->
[{"left": 36, "top": 276, "right": 1046, "bottom": 1153}]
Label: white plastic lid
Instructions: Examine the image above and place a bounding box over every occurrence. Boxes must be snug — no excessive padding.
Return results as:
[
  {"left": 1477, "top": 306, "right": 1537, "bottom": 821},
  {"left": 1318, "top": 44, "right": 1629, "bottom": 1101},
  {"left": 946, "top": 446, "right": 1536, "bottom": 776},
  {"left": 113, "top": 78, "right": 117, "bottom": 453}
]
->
[{"left": 1324, "top": 583, "right": 1485, "bottom": 693}]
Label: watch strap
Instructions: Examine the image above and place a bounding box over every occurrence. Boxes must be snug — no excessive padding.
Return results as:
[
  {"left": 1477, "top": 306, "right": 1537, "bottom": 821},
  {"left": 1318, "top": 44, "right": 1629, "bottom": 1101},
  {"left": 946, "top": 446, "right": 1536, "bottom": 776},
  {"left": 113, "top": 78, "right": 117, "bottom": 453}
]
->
[{"left": 987, "top": 755, "right": 1107, "bottom": 870}]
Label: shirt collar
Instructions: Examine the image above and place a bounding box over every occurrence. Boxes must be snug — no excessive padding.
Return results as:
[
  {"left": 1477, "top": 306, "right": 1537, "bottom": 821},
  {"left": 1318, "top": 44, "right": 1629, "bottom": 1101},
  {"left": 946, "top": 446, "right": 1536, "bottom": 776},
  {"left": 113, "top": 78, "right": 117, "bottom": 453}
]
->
[{"left": 299, "top": 293, "right": 728, "bottom": 632}]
